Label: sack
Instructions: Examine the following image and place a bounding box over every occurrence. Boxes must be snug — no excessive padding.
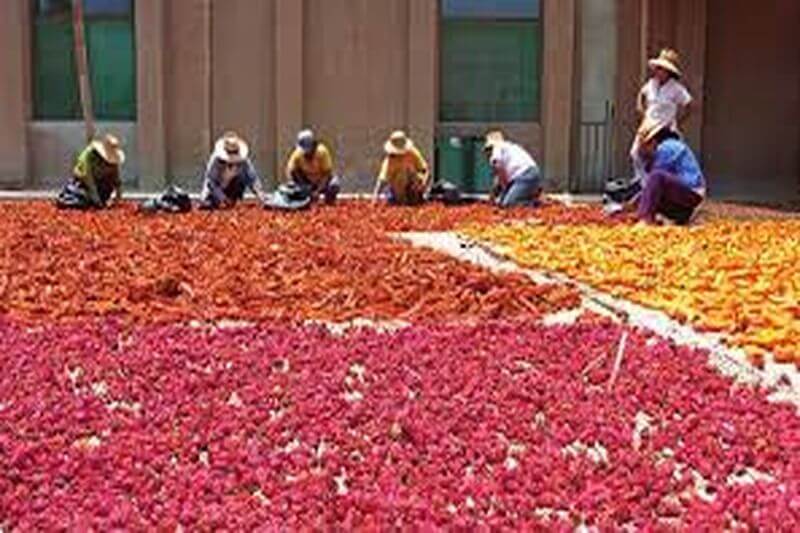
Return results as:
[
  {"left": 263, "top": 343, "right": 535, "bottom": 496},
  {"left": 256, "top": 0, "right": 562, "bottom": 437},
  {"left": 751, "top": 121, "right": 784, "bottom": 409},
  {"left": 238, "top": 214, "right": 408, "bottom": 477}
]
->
[
  {"left": 428, "top": 181, "right": 463, "bottom": 205},
  {"left": 263, "top": 183, "right": 312, "bottom": 211},
  {"left": 140, "top": 185, "right": 192, "bottom": 214},
  {"left": 55, "top": 181, "right": 93, "bottom": 210},
  {"left": 604, "top": 178, "right": 642, "bottom": 205}
]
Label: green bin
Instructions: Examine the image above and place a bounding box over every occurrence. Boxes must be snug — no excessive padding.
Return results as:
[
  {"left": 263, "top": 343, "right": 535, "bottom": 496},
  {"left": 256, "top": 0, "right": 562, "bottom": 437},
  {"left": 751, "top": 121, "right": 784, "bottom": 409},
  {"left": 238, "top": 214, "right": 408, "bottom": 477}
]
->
[{"left": 435, "top": 136, "right": 494, "bottom": 194}]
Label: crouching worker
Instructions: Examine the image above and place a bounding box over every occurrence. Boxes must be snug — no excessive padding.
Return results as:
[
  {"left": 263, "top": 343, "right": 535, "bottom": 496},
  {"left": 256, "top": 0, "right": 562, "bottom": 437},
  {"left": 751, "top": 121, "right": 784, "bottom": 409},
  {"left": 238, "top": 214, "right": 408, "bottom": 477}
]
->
[
  {"left": 285, "top": 129, "right": 340, "bottom": 204},
  {"left": 484, "top": 131, "right": 542, "bottom": 208},
  {"left": 373, "top": 130, "right": 430, "bottom": 206},
  {"left": 56, "top": 134, "right": 124, "bottom": 210},
  {"left": 199, "top": 132, "right": 266, "bottom": 209},
  {"left": 635, "top": 114, "right": 705, "bottom": 225}
]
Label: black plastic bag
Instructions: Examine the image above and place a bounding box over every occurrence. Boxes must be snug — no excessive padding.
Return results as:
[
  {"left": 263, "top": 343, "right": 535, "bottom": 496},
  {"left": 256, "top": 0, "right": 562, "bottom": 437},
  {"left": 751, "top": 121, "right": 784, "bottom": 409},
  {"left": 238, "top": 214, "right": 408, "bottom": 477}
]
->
[
  {"left": 262, "top": 183, "right": 312, "bottom": 211},
  {"left": 55, "top": 181, "right": 93, "bottom": 210},
  {"left": 140, "top": 185, "right": 192, "bottom": 214}
]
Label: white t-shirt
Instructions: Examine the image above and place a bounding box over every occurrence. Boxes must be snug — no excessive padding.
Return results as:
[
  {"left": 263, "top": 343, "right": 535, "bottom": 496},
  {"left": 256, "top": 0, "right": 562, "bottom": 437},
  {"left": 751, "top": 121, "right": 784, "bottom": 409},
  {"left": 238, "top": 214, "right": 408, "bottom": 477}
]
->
[
  {"left": 489, "top": 141, "right": 538, "bottom": 183},
  {"left": 639, "top": 78, "right": 693, "bottom": 131}
]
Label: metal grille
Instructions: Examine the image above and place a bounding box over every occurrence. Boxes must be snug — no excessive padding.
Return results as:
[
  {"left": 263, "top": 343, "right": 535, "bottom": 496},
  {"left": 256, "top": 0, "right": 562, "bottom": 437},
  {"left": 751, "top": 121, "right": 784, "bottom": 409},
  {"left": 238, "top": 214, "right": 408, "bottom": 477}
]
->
[{"left": 572, "top": 101, "right": 615, "bottom": 193}]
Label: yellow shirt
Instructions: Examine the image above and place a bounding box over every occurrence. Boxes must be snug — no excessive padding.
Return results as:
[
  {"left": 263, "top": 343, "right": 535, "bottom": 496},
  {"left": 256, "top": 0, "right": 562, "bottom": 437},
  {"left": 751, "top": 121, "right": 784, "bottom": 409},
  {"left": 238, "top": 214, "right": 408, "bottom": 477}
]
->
[
  {"left": 286, "top": 144, "right": 334, "bottom": 186},
  {"left": 377, "top": 148, "right": 429, "bottom": 202}
]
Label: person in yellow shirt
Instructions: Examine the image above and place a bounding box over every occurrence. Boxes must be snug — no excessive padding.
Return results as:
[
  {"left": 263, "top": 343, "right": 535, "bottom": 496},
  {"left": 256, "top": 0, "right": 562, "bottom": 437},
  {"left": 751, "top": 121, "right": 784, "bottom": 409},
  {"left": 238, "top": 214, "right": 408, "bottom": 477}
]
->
[
  {"left": 372, "top": 130, "right": 430, "bottom": 206},
  {"left": 285, "top": 129, "right": 340, "bottom": 204},
  {"left": 56, "top": 133, "right": 124, "bottom": 209}
]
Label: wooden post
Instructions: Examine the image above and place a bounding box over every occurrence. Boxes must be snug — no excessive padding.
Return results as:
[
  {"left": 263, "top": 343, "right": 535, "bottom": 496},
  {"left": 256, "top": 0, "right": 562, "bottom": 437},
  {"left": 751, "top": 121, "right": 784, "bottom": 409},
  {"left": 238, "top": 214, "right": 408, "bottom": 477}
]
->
[{"left": 72, "top": 0, "right": 95, "bottom": 142}]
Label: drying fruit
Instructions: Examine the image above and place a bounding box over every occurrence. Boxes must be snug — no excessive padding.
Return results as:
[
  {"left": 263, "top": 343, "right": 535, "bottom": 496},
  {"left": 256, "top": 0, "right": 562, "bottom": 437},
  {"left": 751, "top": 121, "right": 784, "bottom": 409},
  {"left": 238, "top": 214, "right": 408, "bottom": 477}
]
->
[
  {"left": 463, "top": 220, "right": 800, "bottom": 363},
  {"left": 0, "top": 201, "right": 581, "bottom": 325},
  {"left": 0, "top": 319, "right": 798, "bottom": 529}
]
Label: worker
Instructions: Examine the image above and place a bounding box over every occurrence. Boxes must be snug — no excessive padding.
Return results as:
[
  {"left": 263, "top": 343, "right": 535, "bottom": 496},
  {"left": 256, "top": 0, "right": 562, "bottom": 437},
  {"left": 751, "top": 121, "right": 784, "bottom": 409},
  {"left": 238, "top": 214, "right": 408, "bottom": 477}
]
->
[
  {"left": 483, "top": 131, "right": 542, "bottom": 208},
  {"left": 631, "top": 48, "right": 693, "bottom": 185},
  {"left": 55, "top": 133, "right": 124, "bottom": 209},
  {"left": 635, "top": 113, "right": 705, "bottom": 225},
  {"left": 199, "top": 131, "right": 266, "bottom": 209},
  {"left": 285, "top": 129, "right": 340, "bottom": 204},
  {"left": 373, "top": 130, "right": 430, "bottom": 205}
]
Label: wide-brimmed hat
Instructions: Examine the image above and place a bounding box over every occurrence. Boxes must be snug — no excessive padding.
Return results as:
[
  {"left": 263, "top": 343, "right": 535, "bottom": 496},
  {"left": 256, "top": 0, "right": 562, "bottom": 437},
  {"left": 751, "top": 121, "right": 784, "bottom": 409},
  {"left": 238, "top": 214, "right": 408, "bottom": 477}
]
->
[
  {"left": 213, "top": 132, "right": 249, "bottom": 163},
  {"left": 483, "top": 130, "right": 505, "bottom": 150},
  {"left": 648, "top": 48, "right": 682, "bottom": 77},
  {"left": 91, "top": 134, "right": 125, "bottom": 165},
  {"left": 296, "top": 129, "right": 316, "bottom": 153},
  {"left": 637, "top": 109, "right": 673, "bottom": 144},
  {"left": 384, "top": 130, "right": 414, "bottom": 155}
]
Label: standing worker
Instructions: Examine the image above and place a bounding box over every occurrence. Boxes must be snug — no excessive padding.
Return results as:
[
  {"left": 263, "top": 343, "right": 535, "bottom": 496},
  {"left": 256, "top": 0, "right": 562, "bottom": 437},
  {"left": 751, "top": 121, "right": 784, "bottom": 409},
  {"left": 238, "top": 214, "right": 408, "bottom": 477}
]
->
[
  {"left": 373, "top": 131, "right": 430, "bottom": 206},
  {"left": 483, "top": 131, "right": 542, "bottom": 208},
  {"left": 631, "top": 48, "right": 693, "bottom": 184},
  {"left": 55, "top": 133, "right": 125, "bottom": 210},
  {"left": 285, "top": 129, "right": 341, "bottom": 205},
  {"left": 199, "top": 131, "right": 266, "bottom": 209}
]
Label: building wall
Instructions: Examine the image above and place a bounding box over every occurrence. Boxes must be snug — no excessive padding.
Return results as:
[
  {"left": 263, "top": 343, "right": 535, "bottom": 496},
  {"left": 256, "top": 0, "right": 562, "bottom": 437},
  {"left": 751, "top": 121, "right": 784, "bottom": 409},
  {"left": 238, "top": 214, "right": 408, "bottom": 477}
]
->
[
  {"left": 702, "top": 0, "right": 800, "bottom": 201},
  {"left": 2, "top": 0, "right": 796, "bottom": 200},
  {"left": 0, "top": 0, "right": 29, "bottom": 188},
  {"left": 0, "top": 0, "right": 577, "bottom": 193},
  {"left": 304, "top": 0, "right": 412, "bottom": 190}
]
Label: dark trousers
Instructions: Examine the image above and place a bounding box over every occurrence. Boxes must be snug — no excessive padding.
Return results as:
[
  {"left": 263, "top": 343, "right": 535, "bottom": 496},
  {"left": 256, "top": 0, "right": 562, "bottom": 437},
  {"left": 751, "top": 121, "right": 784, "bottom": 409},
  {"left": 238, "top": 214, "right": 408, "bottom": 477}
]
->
[
  {"left": 290, "top": 171, "right": 340, "bottom": 204},
  {"left": 637, "top": 170, "right": 703, "bottom": 224},
  {"left": 199, "top": 176, "right": 248, "bottom": 210}
]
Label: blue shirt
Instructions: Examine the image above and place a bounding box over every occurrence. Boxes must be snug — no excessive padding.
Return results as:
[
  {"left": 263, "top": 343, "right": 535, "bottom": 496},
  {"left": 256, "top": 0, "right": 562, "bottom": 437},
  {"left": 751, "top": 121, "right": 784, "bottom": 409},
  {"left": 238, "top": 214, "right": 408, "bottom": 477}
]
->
[
  {"left": 652, "top": 138, "right": 705, "bottom": 193},
  {"left": 201, "top": 157, "right": 264, "bottom": 205}
]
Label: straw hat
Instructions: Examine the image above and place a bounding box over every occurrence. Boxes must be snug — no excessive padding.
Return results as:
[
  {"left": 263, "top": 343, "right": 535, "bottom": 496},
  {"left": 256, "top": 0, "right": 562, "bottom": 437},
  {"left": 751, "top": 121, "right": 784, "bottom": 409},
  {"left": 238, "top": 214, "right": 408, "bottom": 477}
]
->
[
  {"left": 384, "top": 130, "right": 414, "bottom": 155},
  {"left": 213, "top": 131, "right": 249, "bottom": 163},
  {"left": 637, "top": 108, "right": 673, "bottom": 144},
  {"left": 91, "top": 134, "right": 125, "bottom": 165},
  {"left": 483, "top": 130, "right": 505, "bottom": 150},
  {"left": 648, "top": 48, "right": 682, "bottom": 77}
]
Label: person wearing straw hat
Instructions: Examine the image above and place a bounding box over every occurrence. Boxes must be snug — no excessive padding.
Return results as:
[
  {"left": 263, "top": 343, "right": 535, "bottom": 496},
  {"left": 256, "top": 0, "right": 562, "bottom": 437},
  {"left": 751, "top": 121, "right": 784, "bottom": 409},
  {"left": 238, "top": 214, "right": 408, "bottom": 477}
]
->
[
  {"left": 56, "top": 133, "right": 125, "bottom": 209},
  {"left": 284, "top": 129, "right": 341, "bottom": 205},
  {"left": 631, "top": 48, "right": 693, "bottom": 185},
  {"left": 483, "top": 130, "right": 542, "bottom": 208},
  {"left": 373, "top": 130, "right": 430, "bottom": 206},
  {"left": 199, "top": 131, "right": 266, "bottom": 210},
  {"left": 634, "top": 111, "right": 705, "bottom": 225}
]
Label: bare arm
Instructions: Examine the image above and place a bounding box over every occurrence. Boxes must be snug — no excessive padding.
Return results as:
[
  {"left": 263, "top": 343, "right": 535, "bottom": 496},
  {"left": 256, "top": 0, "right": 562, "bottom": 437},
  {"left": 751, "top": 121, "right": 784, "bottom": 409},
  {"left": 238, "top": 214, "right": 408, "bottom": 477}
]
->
[
  {"left": 636, "top": 90, "right": 647, "bottom": 118},
  {"left": 677, "top": 101, "right": 692, "bottom": 128},
  {"left": 373, "top": 158, "right": 389, "bottom": 203},
  {"left": 245, "top": 160, "right": 267, "bottom": 202}
]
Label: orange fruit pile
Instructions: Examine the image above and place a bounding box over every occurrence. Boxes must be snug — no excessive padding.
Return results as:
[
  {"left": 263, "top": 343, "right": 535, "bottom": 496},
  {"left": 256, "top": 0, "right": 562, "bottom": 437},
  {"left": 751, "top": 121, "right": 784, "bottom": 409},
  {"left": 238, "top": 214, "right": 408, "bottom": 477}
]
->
[{"left": 463, "top": 220, "right": 800, "bottom": 365}]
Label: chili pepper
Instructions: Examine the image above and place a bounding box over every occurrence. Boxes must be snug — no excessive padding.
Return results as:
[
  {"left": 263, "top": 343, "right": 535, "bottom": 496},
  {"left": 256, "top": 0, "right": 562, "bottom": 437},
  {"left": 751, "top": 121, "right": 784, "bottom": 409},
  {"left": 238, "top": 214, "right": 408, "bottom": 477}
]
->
[
  {"left": 464, "top": 219, "right": 800, "bottom": 365},
  {"left": 0, "top": 202, "right": 580, "bottom": 326}
]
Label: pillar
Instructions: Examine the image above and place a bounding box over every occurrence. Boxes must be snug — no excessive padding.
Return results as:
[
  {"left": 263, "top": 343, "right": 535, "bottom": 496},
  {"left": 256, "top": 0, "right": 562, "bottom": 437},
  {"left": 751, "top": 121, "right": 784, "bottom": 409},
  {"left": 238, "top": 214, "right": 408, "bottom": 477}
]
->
[
  {"left": 407, "top": 0, "right": 437, "bottom": 165},
  {"left": 542, "top": 0, "right": 579, "bottom": 189},
  {"left": 0, "top": 0, "right": 29, "bottom": 187},
  {"left": 136, "top": 0, "right": 167, "bottom": 190},
  {"left": 274, "top": 0, "right": 304, "bottom": 181}
]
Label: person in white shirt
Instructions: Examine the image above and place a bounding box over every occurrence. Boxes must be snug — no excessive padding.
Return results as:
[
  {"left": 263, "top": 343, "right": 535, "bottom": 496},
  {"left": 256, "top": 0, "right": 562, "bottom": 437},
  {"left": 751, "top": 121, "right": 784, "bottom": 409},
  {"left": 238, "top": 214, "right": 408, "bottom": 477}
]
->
[
  {"left": 631, "top": 48, "right": 693, "bottom": 184},
  {"left": 483, "top": 131, "right": 542, "bottom": 208}
]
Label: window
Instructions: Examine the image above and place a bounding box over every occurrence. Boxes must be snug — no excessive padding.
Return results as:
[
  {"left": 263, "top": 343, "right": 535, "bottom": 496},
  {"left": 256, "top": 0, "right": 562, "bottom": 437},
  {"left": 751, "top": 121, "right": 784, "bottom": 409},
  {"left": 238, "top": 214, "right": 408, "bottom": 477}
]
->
[
  {"left": 32, "top": 0, "right": 136, "bottom": 120},
  {"left": 440, "top": 0, "right": 542, "bottom": 122}
]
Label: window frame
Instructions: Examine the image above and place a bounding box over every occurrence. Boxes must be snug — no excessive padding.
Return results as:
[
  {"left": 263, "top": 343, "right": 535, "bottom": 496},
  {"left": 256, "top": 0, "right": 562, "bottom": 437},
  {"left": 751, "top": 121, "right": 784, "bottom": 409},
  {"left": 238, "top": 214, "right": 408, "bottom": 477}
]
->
[
  {"left": 438, "top": 0, "right": 544, "bottom": 124},
  {"left": 30, "top": 0, "right": 138, "bottom": 121},
  {"left": 440, "top": 0, "right": 541, "bottom": 21}
]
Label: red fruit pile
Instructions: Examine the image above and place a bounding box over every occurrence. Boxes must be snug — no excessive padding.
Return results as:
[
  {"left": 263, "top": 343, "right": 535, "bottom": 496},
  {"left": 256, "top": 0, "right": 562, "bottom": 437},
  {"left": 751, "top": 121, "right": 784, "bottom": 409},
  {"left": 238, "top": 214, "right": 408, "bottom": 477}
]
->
[
  {"left": 0, "top": 201, "right": 581, "bottom": 325},
  {"left": 1, "top": 319, "right": 798, "bottom": 529}
]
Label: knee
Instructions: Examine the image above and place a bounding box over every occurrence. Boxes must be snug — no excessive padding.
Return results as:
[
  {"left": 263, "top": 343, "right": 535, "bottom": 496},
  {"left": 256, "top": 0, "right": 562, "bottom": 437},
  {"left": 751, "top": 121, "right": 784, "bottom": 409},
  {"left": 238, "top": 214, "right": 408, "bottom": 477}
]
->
[
  {"left": 328, "top": 175, "right": 341, "bottom": 191},
  {"left": 646, "top": 170, "right": 667, "bottom": 187}
]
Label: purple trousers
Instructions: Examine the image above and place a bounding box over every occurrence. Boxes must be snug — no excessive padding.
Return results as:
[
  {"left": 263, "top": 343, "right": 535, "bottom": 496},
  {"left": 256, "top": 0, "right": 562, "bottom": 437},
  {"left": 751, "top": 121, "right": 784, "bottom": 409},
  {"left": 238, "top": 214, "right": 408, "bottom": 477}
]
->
[{"left": 637, "top": 170, "right": 703, "bottom": 224}]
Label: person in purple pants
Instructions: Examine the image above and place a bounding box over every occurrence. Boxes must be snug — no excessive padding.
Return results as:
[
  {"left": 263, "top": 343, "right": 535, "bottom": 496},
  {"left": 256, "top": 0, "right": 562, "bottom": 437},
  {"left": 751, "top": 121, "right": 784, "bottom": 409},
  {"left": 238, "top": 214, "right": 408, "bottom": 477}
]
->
[{"left": 635, "top": 114, "right": 706, "bottom": 225}]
